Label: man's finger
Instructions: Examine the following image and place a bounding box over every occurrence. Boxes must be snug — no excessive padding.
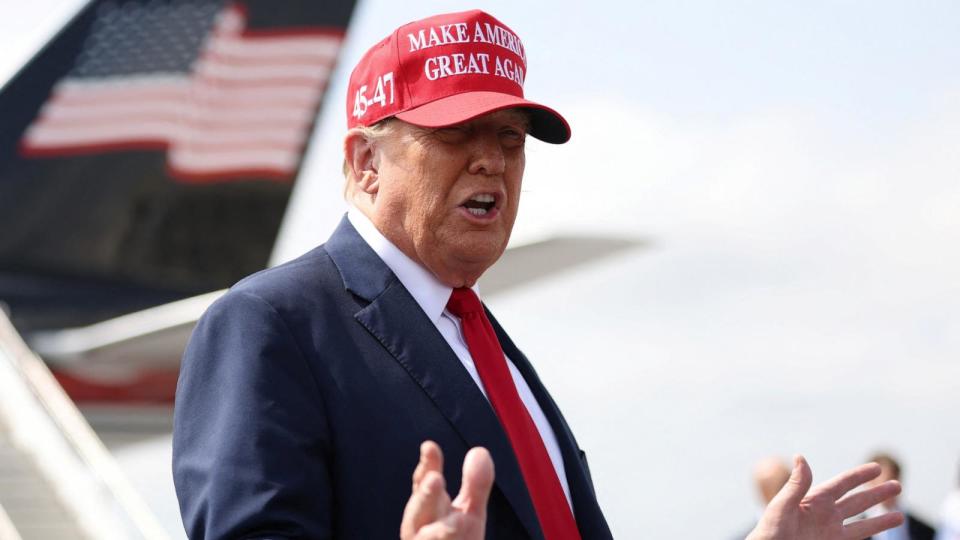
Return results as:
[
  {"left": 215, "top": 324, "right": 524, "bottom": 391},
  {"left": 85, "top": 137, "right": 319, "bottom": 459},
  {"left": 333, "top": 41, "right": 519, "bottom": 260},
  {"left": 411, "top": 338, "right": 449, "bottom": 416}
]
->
[
  {"left": 411, "top": 519, "right": 457, "bottom": 540},
  {"left": 413, "top": 441, "right": 444, "bottom": 492},
  {"left": 836, "top": 480, "right": 901, "bottom": 518},
  {"left": 769, "top": 454, "right": 812, "bottom": 508},
  {"left": 842, "top": 510, "right": 904, "bottom": 540},
  {"left": 402, "top": 442, "right": 449, "bottom": 540},
  {"left": 401, "top": 470, "right": 451, "bottom": 539},
  {"left": 451, "top": 447, "right": 495, "bottom": 517},
  {"left": 814, "top": 462, "right": 882, "bottom": 500}
]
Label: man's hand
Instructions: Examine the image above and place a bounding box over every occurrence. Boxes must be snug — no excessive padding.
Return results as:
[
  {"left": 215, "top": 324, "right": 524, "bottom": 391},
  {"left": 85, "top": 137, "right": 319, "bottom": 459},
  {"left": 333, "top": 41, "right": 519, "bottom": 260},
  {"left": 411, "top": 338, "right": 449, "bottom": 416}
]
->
[
  {"left": 748, "top": 455, "right": 904, "bottom": 540},
  {"left": 400, "top": 441, "right": 495, "bottom": 540}
]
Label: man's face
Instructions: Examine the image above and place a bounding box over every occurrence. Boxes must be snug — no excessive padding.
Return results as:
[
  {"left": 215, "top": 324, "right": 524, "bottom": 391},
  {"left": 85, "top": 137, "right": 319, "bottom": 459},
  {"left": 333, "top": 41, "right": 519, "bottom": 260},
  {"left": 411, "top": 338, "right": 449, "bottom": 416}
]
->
[
  {"left": 869, "top": 462, "right": 900, "bottom": 509},
  {"left": 367, "top": 109, "right": 528, "bottom": 287},
  {"left": 876, "top": 463, "right": 897, "bottom": 484}
]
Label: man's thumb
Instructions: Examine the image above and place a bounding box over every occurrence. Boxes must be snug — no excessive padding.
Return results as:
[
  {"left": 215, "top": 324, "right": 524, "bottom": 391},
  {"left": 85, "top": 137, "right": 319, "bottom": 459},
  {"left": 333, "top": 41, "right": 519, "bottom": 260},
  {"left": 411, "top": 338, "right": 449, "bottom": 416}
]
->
[
  {"left": 772, "top": 454, "right": 813, "bottom": 508},
  {"left": 452, "top": 447, "right": 495, "bottom": 516}
]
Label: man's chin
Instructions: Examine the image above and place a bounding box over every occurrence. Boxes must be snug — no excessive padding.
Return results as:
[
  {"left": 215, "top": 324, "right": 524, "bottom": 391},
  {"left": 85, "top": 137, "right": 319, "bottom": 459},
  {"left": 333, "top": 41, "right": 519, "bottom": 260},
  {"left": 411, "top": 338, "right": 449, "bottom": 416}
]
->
[
  {"left": 461, "top": 238, "right": 508, "bottom": 260},
  {"left": 443, "top": 242, "right": 507, "bottom": 275}
]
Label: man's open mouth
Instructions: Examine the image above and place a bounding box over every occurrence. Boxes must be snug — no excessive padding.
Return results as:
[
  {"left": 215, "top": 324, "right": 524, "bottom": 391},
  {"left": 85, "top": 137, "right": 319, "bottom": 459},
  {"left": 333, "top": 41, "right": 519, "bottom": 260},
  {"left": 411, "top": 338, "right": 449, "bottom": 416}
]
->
[{"left": 461, "top": 193, "right": 497, "bottom": 217}]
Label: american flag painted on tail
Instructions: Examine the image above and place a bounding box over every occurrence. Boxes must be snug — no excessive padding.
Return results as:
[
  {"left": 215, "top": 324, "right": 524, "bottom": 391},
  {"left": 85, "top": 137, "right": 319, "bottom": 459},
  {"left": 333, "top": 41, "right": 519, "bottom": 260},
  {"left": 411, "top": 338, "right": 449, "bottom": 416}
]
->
[{"left": 20, "top": 1, "right": 343, "bottom": 182}]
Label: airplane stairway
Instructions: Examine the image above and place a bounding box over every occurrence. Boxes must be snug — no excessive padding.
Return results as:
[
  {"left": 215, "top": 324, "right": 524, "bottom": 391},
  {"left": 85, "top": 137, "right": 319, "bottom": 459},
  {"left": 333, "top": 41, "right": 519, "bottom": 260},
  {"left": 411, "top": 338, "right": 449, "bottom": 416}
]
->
[
  {"left": 0, "top": 418, "right": 87, "bottom": 540},
  {"left": 0, "top": 309, "right": 169, "bottom": 540}
]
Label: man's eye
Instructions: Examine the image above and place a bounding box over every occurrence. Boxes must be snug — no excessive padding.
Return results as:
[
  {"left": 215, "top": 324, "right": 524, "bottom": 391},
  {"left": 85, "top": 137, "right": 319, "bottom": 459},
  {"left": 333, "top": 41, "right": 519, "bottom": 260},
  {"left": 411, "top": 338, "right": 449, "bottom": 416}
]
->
[
  {"left": 500, "top": 129, "right": 526, "bottom": 144},
  {"left": 433, "top": 127, "right": 469, "bottom": 142}
]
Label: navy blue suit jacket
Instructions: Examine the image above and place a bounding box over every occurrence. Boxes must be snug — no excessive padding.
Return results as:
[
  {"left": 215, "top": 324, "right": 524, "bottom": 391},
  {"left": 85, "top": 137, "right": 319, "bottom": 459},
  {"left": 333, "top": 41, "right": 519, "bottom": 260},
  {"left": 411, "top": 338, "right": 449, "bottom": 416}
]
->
[{"left": 173, "top": 217, "right": 612, "bottom": 539}]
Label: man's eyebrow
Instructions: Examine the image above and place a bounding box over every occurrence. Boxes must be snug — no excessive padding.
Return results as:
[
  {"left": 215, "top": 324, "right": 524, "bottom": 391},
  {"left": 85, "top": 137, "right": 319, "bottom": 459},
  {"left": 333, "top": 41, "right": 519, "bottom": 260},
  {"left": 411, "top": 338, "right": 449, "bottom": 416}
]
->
[{"left": 507, "top": 112, "right": 533, "bottom": 130}]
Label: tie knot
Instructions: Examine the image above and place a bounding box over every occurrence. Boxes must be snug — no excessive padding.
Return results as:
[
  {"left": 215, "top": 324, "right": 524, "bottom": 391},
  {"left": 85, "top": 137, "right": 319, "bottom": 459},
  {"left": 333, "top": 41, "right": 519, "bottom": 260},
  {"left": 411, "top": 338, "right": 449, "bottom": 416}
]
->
[{"left": 446, "top": 287, "right": 483, "bottom": 317}]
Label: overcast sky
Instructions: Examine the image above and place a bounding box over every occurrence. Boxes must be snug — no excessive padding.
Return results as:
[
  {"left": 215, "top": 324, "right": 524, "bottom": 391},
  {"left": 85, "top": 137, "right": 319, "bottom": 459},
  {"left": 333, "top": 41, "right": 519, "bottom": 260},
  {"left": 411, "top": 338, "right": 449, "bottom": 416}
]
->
[{"left": 4, "top": 2, "right": 960, "bottom": 539}]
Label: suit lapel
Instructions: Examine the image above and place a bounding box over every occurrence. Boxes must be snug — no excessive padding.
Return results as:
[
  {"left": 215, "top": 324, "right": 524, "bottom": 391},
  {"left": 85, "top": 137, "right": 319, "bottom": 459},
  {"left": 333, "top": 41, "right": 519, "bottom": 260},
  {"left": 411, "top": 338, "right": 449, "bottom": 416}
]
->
[
  {"left": 487, "top": 310, "right": 612, "bottom": 538},
  {"left": 324, "top": 216, "right": 545, "bottom": 540}
]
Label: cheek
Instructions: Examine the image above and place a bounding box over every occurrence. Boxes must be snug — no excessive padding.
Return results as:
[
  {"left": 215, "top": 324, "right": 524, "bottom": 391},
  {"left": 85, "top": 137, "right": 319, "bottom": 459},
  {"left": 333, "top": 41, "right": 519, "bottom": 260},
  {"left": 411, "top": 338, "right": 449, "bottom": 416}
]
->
[
  {"left": 414, "top": 165, "right": 459, "bottom": 218},
  {"left": 506, "top": 166, "right": 525, "bottom": 211},
  {"left": 404, "top": 181, "right": 451, "bottom": 240},
  {"left": 375, "top": 181, "right": 409, "bottom": 218},
  {"left": 507, "top": 152, "right": 525, "bottom": 195}
]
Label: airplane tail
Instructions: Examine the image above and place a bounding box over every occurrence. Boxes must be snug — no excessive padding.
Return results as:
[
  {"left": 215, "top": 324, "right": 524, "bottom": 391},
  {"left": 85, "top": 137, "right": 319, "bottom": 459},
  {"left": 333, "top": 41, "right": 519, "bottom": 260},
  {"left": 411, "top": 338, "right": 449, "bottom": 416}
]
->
[{"left": 0, "top": 0, "right": 357, "bottom": 333}]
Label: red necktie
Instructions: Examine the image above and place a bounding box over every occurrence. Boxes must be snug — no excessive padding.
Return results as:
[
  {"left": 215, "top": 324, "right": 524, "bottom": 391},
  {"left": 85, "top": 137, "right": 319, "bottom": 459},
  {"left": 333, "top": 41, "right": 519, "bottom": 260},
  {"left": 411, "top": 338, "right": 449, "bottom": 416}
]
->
[{"left": 446, "top": 288, "right": 581, "bottom": 540}]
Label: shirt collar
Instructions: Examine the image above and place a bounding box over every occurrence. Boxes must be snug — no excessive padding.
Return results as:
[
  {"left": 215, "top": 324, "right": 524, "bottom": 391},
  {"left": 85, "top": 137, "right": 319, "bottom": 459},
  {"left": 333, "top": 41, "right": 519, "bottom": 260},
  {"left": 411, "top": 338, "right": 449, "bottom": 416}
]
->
[{"left": 348, "top": 209, "right": 479, "bottom": 324}]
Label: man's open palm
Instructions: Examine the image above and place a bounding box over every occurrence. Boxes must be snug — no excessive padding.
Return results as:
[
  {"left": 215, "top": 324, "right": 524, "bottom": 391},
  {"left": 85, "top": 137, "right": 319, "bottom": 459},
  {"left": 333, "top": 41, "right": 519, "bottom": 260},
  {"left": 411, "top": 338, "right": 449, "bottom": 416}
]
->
[
  {"left": 749, "top": 456, "right": 904, "bottom": 540},
  {"left": 400, "top": 441, "right": 495, "bottom": 540}
]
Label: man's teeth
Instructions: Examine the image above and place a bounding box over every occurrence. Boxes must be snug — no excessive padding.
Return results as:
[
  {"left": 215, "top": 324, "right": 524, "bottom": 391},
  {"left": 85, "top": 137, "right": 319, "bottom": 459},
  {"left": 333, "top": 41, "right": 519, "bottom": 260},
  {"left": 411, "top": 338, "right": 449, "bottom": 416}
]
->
[
  {"left": 470, "top": 194, "right": 495, "bottom": 203},
  {"left": 463, "top": 194, "right": 495, "bottom": 216}
]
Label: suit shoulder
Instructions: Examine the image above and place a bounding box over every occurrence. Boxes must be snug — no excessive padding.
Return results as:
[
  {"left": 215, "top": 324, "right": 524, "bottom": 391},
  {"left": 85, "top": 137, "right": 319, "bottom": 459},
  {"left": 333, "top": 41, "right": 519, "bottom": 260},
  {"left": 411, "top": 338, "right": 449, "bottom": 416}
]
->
[
  {"left": 225, "top": 244, "right": 343, "bottom": 309},
  {"left": 196, "top": 243, "right": 357, "bottom": 346},
  {"left": 184, "top": 246, "right": 341, "bottom": 376},
  {"left": 906, "top": 512, "right": 935, "bottom": 538}
]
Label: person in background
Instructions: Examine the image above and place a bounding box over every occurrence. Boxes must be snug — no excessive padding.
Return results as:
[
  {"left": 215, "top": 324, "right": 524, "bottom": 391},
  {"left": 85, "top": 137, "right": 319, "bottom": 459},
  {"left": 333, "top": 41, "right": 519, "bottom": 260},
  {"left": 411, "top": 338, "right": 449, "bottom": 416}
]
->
[
  {"left": 732, "top": 457, "right": 793, "bottom": 539},
  {"left": 935, "top": 458, "right": 960, "bottom": 540},
  {"left": 755, "top": 457, "right": 793, "bottom": 508},
  {"left": 864, "top": 452, "right": 935, "bottom": 540}
]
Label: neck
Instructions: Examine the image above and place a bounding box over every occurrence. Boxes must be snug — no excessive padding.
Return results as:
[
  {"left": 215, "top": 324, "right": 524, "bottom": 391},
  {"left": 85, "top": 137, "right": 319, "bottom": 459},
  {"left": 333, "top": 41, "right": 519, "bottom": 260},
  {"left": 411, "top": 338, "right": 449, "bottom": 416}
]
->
[{"left": 420, "top": 260, "right": 485, "bottom": 289}]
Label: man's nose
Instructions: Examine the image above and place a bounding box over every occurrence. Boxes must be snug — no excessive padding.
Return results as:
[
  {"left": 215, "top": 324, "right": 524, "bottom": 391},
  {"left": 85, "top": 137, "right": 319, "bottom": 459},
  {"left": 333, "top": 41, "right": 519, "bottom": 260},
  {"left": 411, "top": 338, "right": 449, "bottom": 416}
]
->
[{"left": 466, "top": 132, "right": 506, "bottom": 176}]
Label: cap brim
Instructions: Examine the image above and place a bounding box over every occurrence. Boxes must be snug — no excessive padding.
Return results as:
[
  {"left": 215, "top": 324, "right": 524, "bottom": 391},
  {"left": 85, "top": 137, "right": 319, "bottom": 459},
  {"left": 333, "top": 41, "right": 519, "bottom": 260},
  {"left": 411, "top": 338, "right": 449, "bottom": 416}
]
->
[{"left": 394, "top": 91, "right": 570, "bottom": 144}]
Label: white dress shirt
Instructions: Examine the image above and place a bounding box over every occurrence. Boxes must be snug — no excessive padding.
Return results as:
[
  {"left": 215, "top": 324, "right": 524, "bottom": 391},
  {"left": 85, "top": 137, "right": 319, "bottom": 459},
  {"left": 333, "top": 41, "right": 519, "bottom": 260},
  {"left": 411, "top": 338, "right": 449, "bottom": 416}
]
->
[
  {"left": 936, "top": 491, "right": 960, "bottom": 540},
  {"left": 348, "top": 210, "right": 573, "bottom": 507}
]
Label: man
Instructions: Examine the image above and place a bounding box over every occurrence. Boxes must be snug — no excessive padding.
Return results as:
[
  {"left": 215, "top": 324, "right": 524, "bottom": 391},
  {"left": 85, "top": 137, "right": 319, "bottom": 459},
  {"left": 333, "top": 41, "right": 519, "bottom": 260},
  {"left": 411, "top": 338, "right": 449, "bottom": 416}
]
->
[
  {"left": 755, "top": 457, "right": 793, "bottom": 507},
  {"left": 173, "top": 9, "right": 905, "bottom": 540},
  {"left": 733, "top": 457, "right": 793, "bottom": 539},
  {"left": 863, "top": 453, "right": 935, "bottom": 540}
]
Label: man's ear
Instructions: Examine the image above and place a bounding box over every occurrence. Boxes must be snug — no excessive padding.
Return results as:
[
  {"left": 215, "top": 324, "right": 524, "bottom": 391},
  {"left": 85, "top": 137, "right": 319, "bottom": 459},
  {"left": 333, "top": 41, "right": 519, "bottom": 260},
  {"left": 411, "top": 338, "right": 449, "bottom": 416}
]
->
[{"left": 344, "top": 129, "right": 379, "bottom": 195}]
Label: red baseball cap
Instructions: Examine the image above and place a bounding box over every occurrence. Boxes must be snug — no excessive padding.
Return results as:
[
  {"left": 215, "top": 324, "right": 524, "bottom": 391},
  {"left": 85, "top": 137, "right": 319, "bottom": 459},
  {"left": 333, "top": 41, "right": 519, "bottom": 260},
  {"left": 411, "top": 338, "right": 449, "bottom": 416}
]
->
[{"left": 346, "top": 10, "right": 570, "bottom": 144}]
